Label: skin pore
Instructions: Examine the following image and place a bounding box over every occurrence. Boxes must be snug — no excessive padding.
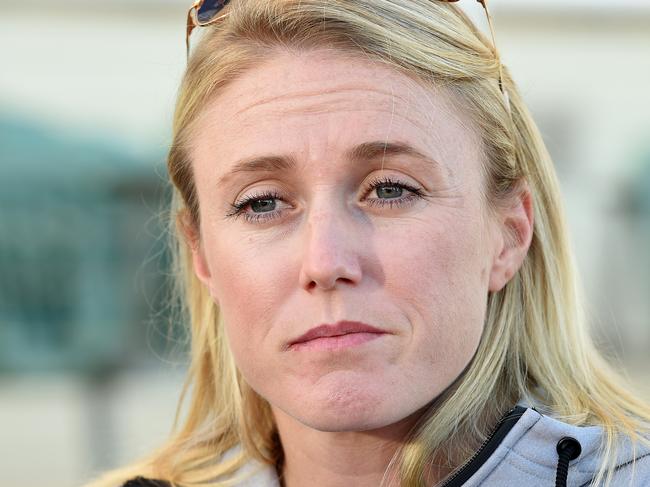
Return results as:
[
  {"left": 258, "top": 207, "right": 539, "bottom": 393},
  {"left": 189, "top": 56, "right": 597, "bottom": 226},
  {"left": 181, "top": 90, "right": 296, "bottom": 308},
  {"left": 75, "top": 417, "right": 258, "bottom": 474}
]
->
[{"left": 184, "top": 48, "right": 533, "bottom": 487}]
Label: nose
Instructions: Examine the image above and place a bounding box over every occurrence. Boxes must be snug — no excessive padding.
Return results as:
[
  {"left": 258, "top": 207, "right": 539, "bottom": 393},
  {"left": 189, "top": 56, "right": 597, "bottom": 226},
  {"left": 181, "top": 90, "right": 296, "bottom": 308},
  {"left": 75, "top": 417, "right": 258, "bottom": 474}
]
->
[{"left": 298, "top": 205, "right": 363, "bottom": 292}]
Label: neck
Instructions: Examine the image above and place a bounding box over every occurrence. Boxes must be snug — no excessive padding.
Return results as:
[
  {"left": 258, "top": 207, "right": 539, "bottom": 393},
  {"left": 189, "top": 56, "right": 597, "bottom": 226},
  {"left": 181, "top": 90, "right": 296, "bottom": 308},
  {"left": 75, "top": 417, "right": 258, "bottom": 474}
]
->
[{"left": 272, "top": 405, "right": 449, "bottom": 487}]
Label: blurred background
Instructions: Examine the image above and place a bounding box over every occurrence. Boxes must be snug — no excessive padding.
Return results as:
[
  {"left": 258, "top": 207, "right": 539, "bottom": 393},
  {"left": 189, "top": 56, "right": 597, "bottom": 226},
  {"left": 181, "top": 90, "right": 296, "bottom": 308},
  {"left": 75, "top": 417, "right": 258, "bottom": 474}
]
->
[{"left": 0, "top": 1, "right": 648, "bottom": 485}]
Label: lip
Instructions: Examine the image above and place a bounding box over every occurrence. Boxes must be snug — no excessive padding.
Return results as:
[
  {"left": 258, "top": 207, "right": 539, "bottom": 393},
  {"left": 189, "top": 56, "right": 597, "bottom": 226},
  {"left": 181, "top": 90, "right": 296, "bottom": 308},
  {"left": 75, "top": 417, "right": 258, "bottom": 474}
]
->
[{"left": 287, "top": 320, "right": 388, "bottom": 351}]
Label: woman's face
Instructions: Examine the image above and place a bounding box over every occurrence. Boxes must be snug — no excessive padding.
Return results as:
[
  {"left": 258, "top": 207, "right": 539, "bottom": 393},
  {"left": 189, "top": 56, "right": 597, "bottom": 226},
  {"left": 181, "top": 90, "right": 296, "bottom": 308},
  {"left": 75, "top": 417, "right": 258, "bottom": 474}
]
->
[{"left": 188, "top": 49, "right": 510, "bottom": 432}]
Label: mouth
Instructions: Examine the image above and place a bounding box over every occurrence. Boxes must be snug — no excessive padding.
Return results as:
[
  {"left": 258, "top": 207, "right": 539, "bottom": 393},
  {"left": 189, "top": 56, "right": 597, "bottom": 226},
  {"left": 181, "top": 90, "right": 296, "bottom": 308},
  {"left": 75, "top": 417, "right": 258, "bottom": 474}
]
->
[{"left": 287, "top": 320, "right": 388, "bottom": 352}]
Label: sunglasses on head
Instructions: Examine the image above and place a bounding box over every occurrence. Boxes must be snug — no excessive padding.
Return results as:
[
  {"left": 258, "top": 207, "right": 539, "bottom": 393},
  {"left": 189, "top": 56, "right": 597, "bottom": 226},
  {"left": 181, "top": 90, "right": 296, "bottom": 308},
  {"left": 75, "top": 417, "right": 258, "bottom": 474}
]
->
[
  {"left": 185, "top": 0, "right": 509, "bottom": 111},
  {"left": 186, "top": 0, "right": 232, "bottom": 56}
]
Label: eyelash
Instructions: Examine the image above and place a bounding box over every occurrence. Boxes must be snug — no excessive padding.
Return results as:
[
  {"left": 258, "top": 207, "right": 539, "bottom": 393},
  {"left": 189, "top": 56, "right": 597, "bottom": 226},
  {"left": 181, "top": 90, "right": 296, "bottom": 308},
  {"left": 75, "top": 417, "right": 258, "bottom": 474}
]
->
[{"left": 225, "top": 176, "right": 426, "bottom": 224}]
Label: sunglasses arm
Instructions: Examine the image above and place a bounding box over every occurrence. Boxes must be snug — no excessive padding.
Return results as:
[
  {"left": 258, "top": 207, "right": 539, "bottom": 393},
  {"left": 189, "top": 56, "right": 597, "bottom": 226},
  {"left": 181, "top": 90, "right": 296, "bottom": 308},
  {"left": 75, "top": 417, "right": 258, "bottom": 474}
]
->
[{"left": 186, "top": 9, "right": 196, "bottom": 60}]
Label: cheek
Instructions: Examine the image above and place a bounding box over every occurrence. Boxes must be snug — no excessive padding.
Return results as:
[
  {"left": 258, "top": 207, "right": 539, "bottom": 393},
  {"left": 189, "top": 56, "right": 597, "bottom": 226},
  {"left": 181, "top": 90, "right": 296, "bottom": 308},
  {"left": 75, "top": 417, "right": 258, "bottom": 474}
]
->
[
  {"left": 203, "top": 234, "right": 294, "bottom": 368},
  {"left": 379, "top": 215, "right": 488, "bottom": 367},
  {"left": 380, "top": 214, "right": 486, "bottom": 301}
]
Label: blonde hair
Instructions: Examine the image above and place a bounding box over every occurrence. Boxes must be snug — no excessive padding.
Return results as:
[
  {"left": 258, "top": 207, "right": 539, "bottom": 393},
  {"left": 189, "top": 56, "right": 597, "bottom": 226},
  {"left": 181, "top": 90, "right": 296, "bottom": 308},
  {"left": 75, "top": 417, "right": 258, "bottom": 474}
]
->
[{"left": 86, "top": 1, "right": 650, "bottom": 486}]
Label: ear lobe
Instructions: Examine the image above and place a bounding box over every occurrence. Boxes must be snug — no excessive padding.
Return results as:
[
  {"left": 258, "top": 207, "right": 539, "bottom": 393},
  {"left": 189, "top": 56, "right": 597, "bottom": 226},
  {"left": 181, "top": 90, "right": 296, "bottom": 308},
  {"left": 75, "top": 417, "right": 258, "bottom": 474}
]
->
[
  {"left": 488, "top": 180, "right": 535, "bottom": 292},
  {"left": 176, "top": 209, "right": 213, "bottom": 287}
]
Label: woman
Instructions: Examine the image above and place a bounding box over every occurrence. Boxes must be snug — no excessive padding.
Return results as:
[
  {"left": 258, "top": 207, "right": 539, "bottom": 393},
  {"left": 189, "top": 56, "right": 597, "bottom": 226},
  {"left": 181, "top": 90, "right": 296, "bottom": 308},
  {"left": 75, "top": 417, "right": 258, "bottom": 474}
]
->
[{"left": 86, "top": 0, "right": 650, "bottom": 486}]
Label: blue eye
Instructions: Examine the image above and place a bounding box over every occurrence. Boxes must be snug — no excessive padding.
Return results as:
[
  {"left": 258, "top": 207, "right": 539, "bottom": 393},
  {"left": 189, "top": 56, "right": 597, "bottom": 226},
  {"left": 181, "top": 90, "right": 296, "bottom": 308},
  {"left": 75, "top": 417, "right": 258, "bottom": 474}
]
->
[
  {"left": 374, "top": 182, "right": 404, "bottom": 199},
  {"left": 226, "top": 190, "right": 286, "bottom": 224},
  {"left": 250, "top": 198, "right": 277, "bottom": 213},
  {"left": 225, "top": 177, "right": 425, "bottom": 224},
  {"left": 364, "top": 176, "right": 424, "bottom": 208}
]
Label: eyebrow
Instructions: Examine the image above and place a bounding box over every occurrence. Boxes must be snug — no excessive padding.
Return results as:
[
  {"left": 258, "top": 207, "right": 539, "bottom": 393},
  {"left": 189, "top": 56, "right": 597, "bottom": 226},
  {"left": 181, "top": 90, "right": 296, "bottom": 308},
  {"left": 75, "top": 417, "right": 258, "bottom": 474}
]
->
[{"left": 217, "top": 140, "right": 443, "bottom": 186}]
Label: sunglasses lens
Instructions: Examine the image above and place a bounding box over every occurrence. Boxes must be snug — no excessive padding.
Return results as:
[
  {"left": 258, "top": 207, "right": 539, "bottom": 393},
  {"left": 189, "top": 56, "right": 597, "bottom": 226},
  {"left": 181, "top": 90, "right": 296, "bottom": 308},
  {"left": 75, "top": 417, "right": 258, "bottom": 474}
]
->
[{"left": 197, "top": 0, "right": 230, "bottom": 25}]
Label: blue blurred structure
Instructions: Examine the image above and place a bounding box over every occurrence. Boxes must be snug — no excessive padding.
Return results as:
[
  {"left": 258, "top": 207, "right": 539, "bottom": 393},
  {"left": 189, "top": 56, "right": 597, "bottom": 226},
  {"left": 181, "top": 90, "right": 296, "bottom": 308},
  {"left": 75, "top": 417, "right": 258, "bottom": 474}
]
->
[{"left": 0, "top": 114, "right": 176, "bottom": 374}]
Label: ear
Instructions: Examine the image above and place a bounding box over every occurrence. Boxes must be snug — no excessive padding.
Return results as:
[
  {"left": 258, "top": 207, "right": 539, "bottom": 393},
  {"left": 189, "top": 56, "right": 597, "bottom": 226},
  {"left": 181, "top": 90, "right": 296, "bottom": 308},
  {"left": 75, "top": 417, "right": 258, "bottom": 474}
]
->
[
  {"left": 177, "top": 209, "right": 214, "bottom": 294},
  {"left": 488, "top": 180, "right": 535, "bottom": 292}
]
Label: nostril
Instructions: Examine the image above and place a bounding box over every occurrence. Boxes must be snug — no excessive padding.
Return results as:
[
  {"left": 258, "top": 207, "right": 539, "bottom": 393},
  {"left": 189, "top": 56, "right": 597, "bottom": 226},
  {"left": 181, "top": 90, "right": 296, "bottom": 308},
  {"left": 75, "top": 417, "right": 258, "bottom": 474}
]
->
[{"left": 305, "top": 276, "right": 354, "bottom": 292}]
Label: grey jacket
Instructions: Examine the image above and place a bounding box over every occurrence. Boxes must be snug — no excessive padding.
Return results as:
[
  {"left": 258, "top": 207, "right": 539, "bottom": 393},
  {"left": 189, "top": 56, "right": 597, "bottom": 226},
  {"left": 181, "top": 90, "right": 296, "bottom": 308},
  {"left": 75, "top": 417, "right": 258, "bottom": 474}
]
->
[{"left": 123, "top": 403, "right": 650, "bottom": 487}]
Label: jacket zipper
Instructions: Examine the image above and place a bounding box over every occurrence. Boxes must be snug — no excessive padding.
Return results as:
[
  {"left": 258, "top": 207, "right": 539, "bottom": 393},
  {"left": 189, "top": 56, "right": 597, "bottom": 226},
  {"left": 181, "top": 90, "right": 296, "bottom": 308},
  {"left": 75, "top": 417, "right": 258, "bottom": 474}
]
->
[{"left": 438, "top": 405, "right": 528, "bottom": 487}]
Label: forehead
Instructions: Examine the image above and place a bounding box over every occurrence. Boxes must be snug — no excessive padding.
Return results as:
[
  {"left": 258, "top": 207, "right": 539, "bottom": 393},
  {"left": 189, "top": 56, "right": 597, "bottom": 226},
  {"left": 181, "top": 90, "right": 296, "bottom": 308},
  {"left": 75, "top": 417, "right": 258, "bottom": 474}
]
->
[{"left": 189, "top": 48, "right": 482, "bottom": 181}]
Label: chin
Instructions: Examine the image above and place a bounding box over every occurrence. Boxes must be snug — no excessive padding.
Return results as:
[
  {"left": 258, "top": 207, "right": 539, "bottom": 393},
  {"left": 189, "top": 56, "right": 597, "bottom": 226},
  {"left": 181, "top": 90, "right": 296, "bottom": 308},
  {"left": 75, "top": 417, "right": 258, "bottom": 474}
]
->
[
  {"left": 297, "top": 407, "right": 393, "bottom": 432},
  {"left": 288, "top": 385, "right": 409, "bottom": 432}
]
